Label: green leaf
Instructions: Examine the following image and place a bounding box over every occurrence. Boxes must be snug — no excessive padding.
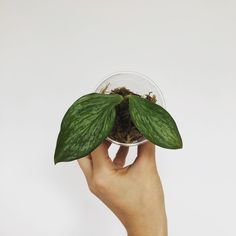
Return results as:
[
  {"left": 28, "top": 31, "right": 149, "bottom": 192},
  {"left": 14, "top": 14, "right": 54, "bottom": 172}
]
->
[
  {"left": 128, "top": 95, "right": 183, "bottom": 149},
  {"left": 54, "top": 93, "right": 123, "bottom": 164}
]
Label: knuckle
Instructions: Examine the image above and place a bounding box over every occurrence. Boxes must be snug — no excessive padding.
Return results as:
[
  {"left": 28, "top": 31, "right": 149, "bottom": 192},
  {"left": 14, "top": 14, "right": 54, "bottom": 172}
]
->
[
  {"left": 88, "top": 183, "right": 96, "bottom": 194},
  {"left": 113, "top": 160, "right": 121, "bottom": 166},
  {"left": 93, "top": 175, "right": 108, "bottom": 192}
]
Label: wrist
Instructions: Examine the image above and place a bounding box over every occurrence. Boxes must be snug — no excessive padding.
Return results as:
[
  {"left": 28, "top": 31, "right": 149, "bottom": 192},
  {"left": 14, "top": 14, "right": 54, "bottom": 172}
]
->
[{"left": 125, "top": 212, "right": 168, "bottom": 236}]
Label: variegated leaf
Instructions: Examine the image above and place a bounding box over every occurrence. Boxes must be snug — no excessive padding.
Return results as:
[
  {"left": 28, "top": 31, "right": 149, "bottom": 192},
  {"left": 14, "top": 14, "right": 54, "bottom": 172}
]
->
[
  {"left": 128, "top": 95, "right": 182, "bottom": 149},
  {"left": 54, "top": 93, "right": 123, "bottom": 163}
]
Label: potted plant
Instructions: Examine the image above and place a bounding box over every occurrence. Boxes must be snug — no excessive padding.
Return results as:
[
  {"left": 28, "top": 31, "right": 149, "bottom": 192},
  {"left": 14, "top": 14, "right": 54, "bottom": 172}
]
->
[{"left": 54, "top": 72, "right": 182, "bottom": 164}]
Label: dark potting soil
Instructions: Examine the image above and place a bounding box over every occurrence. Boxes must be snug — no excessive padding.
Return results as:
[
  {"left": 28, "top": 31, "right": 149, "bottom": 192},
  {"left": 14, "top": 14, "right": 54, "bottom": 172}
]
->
[{"left": 107, "top": 86, "right": 157, "bottom": 144}]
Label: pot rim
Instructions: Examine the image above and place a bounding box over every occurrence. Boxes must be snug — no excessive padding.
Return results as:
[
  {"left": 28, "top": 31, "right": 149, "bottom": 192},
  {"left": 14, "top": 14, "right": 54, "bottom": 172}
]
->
[{"left": 94, "top": 71, "right": 166, "bottom": 147}]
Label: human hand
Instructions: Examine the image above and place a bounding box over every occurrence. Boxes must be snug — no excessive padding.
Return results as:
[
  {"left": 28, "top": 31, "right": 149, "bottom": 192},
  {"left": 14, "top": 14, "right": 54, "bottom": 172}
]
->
[{"left": 77, "top": 140, "right": 167, "bottom": 236}]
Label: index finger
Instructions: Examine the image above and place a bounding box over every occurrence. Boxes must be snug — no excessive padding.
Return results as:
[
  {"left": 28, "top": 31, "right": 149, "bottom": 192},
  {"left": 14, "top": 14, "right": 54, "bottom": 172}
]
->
[
  {"left": 90, "top": 141, "right": 113, "bottom": 172},
  {"left": 77, "top": 155, "right": 93, "bottom": 181}
]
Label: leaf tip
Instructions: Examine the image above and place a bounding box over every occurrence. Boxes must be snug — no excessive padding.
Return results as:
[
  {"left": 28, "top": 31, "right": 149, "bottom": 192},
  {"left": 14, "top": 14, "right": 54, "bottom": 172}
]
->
[
  {"left": 54, "top": 148, "right": 62, "bottom": 165},
  {"left": 175, "top": 135, "right": 183, "bottom": 149},
  {"left": 54, "top": 155, "right": 60, "bottom": 165}
]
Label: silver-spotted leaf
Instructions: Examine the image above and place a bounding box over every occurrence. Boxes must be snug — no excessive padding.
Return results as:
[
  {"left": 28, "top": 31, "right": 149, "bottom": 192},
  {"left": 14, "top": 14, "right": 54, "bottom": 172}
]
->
[
  {"left": 128, "top": 95, "right": 182, "bottom": 149},
  {"left": 54, "top": 93, "right": 123, "bottom": 164}
]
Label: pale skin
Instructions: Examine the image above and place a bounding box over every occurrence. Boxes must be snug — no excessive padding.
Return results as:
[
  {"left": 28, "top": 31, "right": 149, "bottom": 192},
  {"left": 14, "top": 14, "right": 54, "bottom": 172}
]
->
[{"left": 77, "top": 140, "right": 167, "bottom": 236}]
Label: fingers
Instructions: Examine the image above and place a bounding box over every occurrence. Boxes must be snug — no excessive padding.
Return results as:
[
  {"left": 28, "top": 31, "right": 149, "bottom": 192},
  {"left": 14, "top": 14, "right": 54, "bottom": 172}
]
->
[
  {"left": 91, "top": 141, "right": 113, "bottom": 173},
  {"left": 77, "top": 155, "right": 93, "bottom": 181},
  {"left": 134, "top": 141, "right": 156, "bottom": 167},
  {"left": 78, "top": 140, "right": 113, "bottom": 181},
  {"left": 113, "top": 146, "right": 129, "bottom": 167},
  {"left": 104, "top": 139, "right": 112, "bottom": 149},
  {"left": 138, "top": 140, "right": 155, "bottom": 157}
]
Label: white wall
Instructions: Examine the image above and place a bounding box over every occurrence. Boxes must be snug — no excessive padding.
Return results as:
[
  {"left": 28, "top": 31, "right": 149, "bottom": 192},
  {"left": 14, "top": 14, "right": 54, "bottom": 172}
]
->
[{"left": 1, "top": 0, "right": 236, "bottom": 235}]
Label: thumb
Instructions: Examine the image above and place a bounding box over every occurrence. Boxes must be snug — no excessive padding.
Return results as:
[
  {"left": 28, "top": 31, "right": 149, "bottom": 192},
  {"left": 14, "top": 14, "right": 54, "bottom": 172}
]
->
[{"left": 134, "top": 141, "right": 156, "bottom": 168}]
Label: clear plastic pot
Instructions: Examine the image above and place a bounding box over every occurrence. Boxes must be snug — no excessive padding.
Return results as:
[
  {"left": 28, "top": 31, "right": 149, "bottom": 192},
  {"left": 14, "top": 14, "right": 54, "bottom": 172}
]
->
[{"left": 95, "top": 71, "right": 165, "bottom": 146}]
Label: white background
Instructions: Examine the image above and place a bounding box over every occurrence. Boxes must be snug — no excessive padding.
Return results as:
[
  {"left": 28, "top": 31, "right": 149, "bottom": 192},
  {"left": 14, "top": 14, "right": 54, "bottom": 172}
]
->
[{"left": 1, "top": 0, "right": 236, "bottom": 235}]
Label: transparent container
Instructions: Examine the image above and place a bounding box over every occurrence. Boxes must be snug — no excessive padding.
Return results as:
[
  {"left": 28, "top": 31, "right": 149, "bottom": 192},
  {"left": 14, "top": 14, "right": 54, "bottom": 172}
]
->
[{"left": 94, "top": 71, "right": 165, "bottom": 147}]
